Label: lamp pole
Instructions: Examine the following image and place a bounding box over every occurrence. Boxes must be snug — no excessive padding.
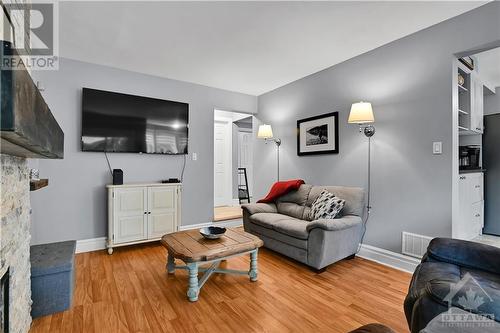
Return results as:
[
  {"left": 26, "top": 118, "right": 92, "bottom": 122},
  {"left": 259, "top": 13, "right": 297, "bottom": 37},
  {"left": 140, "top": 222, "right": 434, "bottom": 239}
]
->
[
  {"left": 275, "top": 139, "right": 281, "bottom": 181},
  {"left": 363, "top": 124, "right": 375, "bottom": 216}
]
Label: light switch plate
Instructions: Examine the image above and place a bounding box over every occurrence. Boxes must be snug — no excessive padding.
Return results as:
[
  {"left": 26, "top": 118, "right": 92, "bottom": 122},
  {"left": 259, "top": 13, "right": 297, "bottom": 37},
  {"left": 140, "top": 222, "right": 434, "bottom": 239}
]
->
[
  {"left": 433, "top": 142, "right": 442, "bottom": 155},
  {"left": 192, "top": 152, "right": 197, "bottom": 161}
]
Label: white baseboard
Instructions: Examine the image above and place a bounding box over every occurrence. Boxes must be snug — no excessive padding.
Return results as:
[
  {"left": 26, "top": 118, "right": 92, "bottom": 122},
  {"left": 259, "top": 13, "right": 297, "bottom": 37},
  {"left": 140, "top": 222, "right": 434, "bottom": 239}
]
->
[
  {"left": 75, "top": 226, "right": 417, "bottom": 274},
  {"left": 178, "top": 221, "right": 213, "bottom": 231},
  {"left": 179, "top": 219, "right": 243, "bottom": 231},
  {"left": 358, "top": 243, "right": 420, "bottom": 273},
  {"left": 76, "top": 221, "right": 245, "bottom": 254},
  {"left": 76, "top": 237, "right": 107, "bottom": 254}
]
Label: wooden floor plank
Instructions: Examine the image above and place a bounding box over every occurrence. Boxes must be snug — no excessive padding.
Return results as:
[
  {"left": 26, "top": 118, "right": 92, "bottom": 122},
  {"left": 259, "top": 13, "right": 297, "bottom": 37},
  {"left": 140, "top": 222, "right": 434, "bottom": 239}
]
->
[{"left": 30, "top": 243, "right": 411, "bottom": 333}]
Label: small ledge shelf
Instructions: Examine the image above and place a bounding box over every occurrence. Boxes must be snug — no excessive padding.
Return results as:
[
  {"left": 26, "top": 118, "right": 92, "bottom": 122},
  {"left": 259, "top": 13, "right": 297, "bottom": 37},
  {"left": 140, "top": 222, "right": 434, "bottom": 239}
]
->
[
  {"left": 458, "top": 85, "right": 468, "bottom": 92},
  {"left": 458, "top": 126, "right": 469, "bottom": 131},
  {"left": 30, "top": 179, "right": 48, "bottom": 191},
  {"left": 458, "top": 109, "right": 469, "bottom": 115}
]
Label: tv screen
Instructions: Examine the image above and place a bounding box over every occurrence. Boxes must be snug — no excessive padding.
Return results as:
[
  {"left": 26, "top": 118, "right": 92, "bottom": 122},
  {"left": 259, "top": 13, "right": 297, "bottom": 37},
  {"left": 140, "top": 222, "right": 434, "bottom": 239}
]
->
[{"left": 81, "top": 88, "right": 188, "bottom": 154}]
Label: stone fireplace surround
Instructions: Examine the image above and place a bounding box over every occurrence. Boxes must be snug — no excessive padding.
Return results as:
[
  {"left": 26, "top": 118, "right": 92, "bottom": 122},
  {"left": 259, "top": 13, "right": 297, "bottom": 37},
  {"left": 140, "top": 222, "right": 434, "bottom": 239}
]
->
[{"left": 0, "top": 154, "right": 32, "bottom": 333}]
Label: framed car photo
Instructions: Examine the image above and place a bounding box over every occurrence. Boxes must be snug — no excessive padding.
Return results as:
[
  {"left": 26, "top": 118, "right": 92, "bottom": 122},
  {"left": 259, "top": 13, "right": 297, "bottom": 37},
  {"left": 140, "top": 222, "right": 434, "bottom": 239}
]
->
[{"left": 297, "top": 112, "right": 339, "bottom": 156}]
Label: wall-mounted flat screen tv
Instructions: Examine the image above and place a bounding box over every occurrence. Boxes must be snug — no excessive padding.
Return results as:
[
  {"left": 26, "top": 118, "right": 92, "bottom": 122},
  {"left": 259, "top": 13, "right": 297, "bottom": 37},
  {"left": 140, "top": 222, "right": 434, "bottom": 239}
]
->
[{"left": 81, "top": 88, "right": 188, "bottom": 154}]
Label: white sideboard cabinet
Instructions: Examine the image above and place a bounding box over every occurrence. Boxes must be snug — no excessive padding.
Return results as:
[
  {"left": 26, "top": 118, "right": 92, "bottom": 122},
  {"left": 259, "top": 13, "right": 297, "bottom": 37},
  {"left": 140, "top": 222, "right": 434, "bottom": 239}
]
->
[
  {"left": 457, "top": 173, "right": 484, "bottom": 240},
  {"left": 106, "top": 183, "right": 181, "bottom": 254}
]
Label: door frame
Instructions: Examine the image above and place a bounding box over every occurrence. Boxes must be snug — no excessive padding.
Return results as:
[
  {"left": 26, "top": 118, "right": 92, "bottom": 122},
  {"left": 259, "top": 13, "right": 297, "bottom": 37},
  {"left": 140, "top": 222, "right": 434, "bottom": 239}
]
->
[
  {"left": 214, "top": 115, "right": 233, "bottom": 207},
  {"left": 238, "top": 128, "right": 253, "bottom": 199}
]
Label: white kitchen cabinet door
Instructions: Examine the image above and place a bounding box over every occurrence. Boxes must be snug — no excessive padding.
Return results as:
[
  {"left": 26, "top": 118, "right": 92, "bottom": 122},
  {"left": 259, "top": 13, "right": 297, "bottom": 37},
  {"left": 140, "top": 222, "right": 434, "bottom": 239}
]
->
[
  {"left": 113, "top": 187, "right": 148, "bottom": 243},
  {"left": 470, "top": 73, "right": 484, "bottom": 134},
  {"left": 147, "top": 186, "right": 177, "bottom": 238}
]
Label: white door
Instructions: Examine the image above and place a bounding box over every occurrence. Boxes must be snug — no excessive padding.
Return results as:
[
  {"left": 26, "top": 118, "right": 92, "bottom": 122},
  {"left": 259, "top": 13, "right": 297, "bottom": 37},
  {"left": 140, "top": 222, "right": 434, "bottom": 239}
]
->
[
  {"left": 470, "top": 73, "right": 484, "bottom": 134},
  {"left": 147, "top": 186, "right": 177, "bottom": 238},
  {"left": 238, "top": 131, "right": 253, "bottom": 198},
  {"left": 214, "top": 118, "right": 232, "bottom": 206},
  {"left": 113, "top": 188, "right": 147, "bottom": 243}
]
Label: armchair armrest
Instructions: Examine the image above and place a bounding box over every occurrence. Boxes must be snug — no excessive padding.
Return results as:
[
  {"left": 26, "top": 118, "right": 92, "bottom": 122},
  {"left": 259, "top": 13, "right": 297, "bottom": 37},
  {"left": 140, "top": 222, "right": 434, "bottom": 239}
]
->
[
  {"left": 306, "top": 215, "right": 362, "bottom": 232},
  {"left": 241, "top": 203, "right": 277, "bottom": 215},
  {"left": 426, "top": 238, "right": 500, "bottom": 275}
]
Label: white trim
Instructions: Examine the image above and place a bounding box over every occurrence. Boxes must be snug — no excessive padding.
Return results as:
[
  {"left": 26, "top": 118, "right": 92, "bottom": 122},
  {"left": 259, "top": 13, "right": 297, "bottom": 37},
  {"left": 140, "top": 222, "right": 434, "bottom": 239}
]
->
[
  {"left": 178, "top": 221, "right": 213, "bottom": 231},
  {"left": 179, "top": 219, "right": 243, "bottom": 231},
  {"left": 76, "top": 237, "right": 107, "bottom": 253},
  {"left": 75, "top": 221, "right": 245, "bottom": 254},
  {"left": 232, "top": 199, "right": 241, "bottom": 206},
  {"left": 358, "top": 244, "right": 420, "bottom": 274},
  {"left": 214, "top": 116, "right": 233, "bottom": 207}
]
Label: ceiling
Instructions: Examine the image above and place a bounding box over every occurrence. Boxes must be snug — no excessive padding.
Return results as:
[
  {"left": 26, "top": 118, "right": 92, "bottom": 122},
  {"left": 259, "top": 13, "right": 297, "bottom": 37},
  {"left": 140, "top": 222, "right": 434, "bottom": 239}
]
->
[
  {"left": 59, "top": 1, "right": 486, "bottom": 95},
  {"left": 475, "top": 47, "right": 500, "bottom": 88}
]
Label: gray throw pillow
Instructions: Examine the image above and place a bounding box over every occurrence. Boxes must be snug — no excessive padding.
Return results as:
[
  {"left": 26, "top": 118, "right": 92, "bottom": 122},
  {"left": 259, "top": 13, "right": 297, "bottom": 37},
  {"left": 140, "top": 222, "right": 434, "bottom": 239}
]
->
[{"left": 309, "top": 189, "right": 345, "bottom": 220}]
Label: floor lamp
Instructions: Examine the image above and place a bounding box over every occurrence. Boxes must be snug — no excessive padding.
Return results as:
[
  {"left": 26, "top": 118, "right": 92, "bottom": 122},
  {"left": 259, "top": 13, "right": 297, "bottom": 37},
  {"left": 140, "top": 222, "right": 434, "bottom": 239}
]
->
[
  {"left": 258, "top": 124, "right": 281, "bottom": 181},
  {"left": 348, "top": 102, "right": 375, "bottom": 217}
]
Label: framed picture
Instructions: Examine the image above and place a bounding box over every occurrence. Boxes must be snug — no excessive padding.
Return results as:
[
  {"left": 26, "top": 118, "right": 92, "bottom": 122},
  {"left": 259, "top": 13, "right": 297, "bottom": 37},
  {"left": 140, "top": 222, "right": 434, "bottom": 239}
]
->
[{"left": 297, "top": 112, "right": 339, "bottom": 156}]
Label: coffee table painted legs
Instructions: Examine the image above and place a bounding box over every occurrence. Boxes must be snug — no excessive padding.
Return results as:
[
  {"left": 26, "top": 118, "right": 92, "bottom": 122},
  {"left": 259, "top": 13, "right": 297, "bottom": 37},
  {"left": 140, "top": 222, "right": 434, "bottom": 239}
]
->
[
  {"left": 249, "top": 249, "right": 258, "bottom": 282},
  {"left": 187, "top": 263, "right": 199, "bottom": 302},
  {"left": 166, "top": 249, "right": 259, "bottom": 302},
  {"left": 167, "top": 252, "right": 175, "bottom": 274}
]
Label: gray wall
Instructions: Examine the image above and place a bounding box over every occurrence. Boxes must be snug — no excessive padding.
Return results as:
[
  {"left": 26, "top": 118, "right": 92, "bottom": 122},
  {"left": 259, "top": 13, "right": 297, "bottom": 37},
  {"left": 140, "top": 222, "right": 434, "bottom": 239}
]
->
[
  {"left": 255, "top": 2, "right": 500, "bottom": 253},
  {"left": 30, "top": 58, "right": 257, "bottom": 244},
  {"left": 485, "top": 87, "right": 500, "bottom": 115}
]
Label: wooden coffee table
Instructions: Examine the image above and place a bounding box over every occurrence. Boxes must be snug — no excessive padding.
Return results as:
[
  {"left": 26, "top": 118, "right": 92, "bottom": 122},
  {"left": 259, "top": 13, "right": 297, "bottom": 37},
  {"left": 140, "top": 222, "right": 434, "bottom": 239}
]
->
[{"left": 161, "top": 227, "right": 264, "bottom": 302}]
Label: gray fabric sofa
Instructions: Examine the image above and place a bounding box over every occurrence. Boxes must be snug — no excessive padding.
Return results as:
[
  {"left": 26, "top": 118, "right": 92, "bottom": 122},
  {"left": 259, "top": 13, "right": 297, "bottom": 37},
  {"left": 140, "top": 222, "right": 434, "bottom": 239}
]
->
[{"left": 242, "top": 184, "right": 366, "bottom": 270}]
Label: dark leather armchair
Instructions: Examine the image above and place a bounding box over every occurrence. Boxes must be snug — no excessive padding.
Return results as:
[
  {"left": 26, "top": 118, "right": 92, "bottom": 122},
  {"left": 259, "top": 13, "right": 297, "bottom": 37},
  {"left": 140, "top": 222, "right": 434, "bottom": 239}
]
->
[{"left": 404, "top": 238, "right": 500, "bottom": 332}]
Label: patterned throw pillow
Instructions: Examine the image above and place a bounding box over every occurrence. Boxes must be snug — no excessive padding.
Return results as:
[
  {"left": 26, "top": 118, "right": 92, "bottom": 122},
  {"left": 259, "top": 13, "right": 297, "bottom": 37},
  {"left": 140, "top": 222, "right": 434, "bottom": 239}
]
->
[{"left": 309, "top": 189, "right": 345, "bottom": 220}]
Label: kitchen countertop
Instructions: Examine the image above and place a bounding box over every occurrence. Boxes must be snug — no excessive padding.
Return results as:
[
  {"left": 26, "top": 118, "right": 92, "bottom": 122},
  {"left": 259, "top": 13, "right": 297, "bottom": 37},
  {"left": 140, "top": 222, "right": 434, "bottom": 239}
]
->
[{"left": 459, "top": 169, "right": 486, "bottom": 174}]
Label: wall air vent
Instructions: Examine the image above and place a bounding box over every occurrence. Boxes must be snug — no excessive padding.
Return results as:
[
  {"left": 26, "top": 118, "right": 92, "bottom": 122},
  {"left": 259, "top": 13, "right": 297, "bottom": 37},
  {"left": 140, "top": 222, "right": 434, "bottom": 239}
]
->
[{"left": 402, "top": 232, "right": 433, "bottom": 258}]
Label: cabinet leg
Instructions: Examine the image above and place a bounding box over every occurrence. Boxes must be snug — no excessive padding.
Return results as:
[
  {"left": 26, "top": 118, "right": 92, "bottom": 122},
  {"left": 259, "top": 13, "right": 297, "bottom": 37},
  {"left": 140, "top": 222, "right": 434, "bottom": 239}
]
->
[
  {"left": 167, "top": 252, "right": 175, "bottom": 274},
  {"left": 249, "top": 249, "right": 258, "bottom": 282},
  {"left": 187, "top": 263, "right": 199, "bottom": 302},
  {"left": 107, "top": 247, "right": 113, "bottom": 255}
]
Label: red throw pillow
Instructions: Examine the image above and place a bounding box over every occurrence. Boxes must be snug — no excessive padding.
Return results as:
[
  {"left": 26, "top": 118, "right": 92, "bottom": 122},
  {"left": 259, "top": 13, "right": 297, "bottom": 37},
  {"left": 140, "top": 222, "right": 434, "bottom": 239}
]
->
[{"left": 257, "top": 179, "right": 305, "bottom": 203}]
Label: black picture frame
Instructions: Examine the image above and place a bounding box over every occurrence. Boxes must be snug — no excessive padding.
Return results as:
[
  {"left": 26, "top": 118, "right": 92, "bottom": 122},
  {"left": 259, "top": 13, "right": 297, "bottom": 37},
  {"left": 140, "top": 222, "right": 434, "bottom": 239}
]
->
[{"left": 297, "top": 112, "right": 339, "bottom": 156}]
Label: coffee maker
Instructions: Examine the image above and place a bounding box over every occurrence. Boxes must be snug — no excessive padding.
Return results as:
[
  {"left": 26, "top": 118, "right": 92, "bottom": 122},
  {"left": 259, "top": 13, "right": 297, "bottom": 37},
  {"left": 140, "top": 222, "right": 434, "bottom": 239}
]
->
[{"left": 459, "top": 145, "right": 481, "bottom": 170}]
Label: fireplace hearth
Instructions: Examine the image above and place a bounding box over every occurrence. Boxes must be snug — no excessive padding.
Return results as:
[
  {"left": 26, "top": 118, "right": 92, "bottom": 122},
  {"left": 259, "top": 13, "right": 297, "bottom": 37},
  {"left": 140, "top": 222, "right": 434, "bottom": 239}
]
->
[{"left": 1, "top": 268, "right": 9, "bottom": 333}]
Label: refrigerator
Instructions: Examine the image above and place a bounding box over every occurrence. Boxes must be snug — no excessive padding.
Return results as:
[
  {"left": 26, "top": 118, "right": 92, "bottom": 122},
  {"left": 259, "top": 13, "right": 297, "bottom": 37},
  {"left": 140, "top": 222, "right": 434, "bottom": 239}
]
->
[{"left": 483, "top": 113, "right": 500, "bottom": 236}]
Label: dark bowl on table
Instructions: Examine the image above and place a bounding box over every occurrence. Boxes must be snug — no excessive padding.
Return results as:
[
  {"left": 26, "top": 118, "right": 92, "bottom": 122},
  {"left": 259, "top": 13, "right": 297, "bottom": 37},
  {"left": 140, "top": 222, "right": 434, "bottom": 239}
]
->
[{"left": 199, "top": 226, "right": 227, "bottom": 239}]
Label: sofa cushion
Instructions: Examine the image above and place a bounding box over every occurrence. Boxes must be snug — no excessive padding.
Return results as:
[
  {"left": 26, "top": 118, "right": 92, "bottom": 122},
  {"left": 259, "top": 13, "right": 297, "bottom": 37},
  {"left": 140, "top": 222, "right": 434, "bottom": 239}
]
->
[
  {"left": 304, "top": 186, "right": 365, "bottom": 220},
  {"left": 406, "top": 261, "right": 500, "bottom": 325},
  {"left": 273, "top": 219, "right": 310, "bottom": 240},
  {"left": 249, "top": 213, "right": 309, "bottom": 240},
  {"left": 249, "top": 213, "right": 292, "bottom": 229},
  {"left": 276, "top": 202, "right": 305, "bottom": 220},
  {"left": 309, "top": 189, "right": 345, "bottom": 220},
  {"left": 276, "top": 184, "right": 312, "bottom": 219},
  {"left": 246, "top": 222, "right": 308, "bottom": 249}
]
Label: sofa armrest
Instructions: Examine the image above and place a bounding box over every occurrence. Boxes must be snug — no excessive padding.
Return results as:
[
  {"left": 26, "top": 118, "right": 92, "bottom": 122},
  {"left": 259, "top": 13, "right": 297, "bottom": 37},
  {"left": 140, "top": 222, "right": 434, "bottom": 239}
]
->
[
  {"left": 306, "top": 215, "right": 362, "bottom": 232},
  {"left": 426, "top": 237, "right": 500, "bottom": 275},
  {"left": 241, "top": 203, "right": 277, "bottom": 215}
]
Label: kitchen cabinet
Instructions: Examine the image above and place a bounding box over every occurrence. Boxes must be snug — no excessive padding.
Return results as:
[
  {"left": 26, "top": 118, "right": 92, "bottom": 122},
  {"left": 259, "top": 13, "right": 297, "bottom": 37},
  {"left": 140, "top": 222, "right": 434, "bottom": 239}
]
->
[{"left": 457, "top": 173, "right": 484, "bottom": 240}]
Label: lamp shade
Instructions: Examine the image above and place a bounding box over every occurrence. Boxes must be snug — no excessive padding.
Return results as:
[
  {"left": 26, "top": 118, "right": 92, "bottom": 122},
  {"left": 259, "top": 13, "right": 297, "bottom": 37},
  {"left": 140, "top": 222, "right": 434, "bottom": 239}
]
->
[
  {"left": 257, "top": 124, "right": 274, "bottom": 139},
  {"left": 348, "top": 102, "right": 375, "bottom": 124}
]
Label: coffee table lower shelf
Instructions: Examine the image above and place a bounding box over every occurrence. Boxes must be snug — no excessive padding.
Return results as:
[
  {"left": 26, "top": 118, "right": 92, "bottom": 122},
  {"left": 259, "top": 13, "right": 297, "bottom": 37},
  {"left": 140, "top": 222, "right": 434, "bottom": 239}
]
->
[{"left": 167, "top": 249, "right": 259, "bottom": 302}]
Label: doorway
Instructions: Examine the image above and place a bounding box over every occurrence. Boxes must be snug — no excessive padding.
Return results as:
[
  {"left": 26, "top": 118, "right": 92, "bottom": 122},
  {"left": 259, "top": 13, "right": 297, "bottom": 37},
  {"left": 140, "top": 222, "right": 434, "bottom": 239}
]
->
[
  {"left": 452, "top": 45, "right": 500, "bottom": 246},
  {"left": 213, "top": 110, "right": 254, "bottom": 222}
]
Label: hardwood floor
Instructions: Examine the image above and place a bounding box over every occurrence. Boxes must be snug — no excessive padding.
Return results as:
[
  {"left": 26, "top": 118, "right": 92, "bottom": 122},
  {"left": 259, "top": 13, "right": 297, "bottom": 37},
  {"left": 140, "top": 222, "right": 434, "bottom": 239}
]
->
[
  {"left": 30, "top": 243, "right": 411, "bottom": 333},
  {"left": 214, "top": 206, "right": 243, "bottom": 222}
]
